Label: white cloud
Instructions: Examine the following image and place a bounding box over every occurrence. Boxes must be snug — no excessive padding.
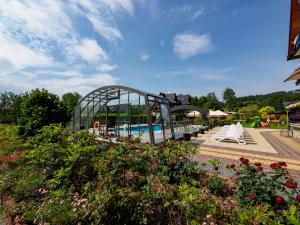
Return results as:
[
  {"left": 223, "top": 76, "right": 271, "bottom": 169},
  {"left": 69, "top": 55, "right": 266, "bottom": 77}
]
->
[
  {"left": 70, "top": 0, "right": 134, "bottom": 43},
  {"left": 88, "top": 15, "right": 123, "bottom": 42},
  {"left": 0, "top": 32, "right": 54, "bottom": 70},
  {"left": 0, "top": 71, "right": 118, "bottom": 96},
  {"left": 97, "top": 64, "right": 118, "bottom": 72},
  {"left": 173, "top": 33, "right": 213, "bottom": 59},
  {"left": 0, "top": 0, "right": 124, "bottom": 95},
  {"left": 190, "top": 8, "right": 204, "bottom": 21},
  {"left": 0, "top": 0, "right": 76, "bottom": 52},
  {"left": 75, "top": 39, "right": 108, "bottom": 63},
  {"left": 140, "top": 53, "right": 150, "bottom": 61},
  {"left": 164, "top": 4, "right": 204, "bottom": 21},
  {"left": 102, "top": 0, "right": 135, "bottom": 16}
]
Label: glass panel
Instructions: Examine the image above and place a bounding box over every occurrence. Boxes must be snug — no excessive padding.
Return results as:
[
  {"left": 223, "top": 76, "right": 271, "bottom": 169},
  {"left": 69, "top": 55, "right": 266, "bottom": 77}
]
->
[
  {"left": 118, "top": 91, "right": 130, "bottom": 138},
  {"left": 149, "top": 101, "right": 164, "bottom": 144},
  {"left": 139, "top": 96, "right": 150, "bottom": 143},
  {"left": 148, "top": 95, "right": 156, "bottom": 101},
  {"left": 129, "top": 93, "right": 140, "bottom": 137},
  {"left": 74, "top": 108, "right": 81, "bottom": 130},
  {"left": 106, "top": 98, "right": 119, "bottom": 136},
  {"left": 160, "top": 104, "right": 172, "bottom": 140}
]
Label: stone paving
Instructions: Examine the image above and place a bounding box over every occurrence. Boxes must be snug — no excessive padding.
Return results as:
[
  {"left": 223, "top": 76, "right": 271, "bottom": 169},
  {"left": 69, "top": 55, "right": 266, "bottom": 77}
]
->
[
  {"left": 192, "top": 127, "right": 300, "bottom": 181},
  {"left": 196, "top": 127, "right": 278, "bottom": 153}
]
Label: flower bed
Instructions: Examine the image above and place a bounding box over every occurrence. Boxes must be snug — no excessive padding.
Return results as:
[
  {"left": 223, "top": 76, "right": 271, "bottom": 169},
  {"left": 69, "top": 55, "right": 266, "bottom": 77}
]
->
[{"left": 0, "top": 124, "right": 299, "bottom": 224}]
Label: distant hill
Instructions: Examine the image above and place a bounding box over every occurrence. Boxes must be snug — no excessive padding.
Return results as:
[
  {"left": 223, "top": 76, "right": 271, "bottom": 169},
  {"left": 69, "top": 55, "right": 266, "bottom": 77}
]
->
[{"left": 236, "top": 89, "right": 300, "bottom": 112}]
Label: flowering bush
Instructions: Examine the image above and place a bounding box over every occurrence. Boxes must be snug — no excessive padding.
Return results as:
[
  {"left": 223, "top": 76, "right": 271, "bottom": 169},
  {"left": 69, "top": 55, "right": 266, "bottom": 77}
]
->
[
  {"left": 0, "top": 124, "right": 300, "bottom": 224},
  {"left": 227, "top": 157, "right": 300, "bottom": 207}
]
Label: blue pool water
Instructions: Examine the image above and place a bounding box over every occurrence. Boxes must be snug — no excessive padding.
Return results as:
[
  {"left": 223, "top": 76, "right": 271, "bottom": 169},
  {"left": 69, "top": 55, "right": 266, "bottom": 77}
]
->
[{"left": 122, "top": 124, "right": 162, "bottom": 133}]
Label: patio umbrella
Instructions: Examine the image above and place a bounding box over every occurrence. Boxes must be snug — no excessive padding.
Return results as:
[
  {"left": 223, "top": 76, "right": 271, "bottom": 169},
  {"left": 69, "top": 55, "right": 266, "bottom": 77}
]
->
[
  {"left": 209, "top": 110, "right": 229, "bottom": 118},
  {"left": 187, "top": 110, "right": 201, "bottom": 118},
  {"left": 284, "top": 67, "right": 300, "bottom": 82}
]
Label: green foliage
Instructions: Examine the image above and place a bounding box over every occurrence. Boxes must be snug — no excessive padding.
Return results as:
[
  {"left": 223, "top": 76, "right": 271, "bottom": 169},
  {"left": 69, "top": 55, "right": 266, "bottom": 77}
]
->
[
  {"left": 238, "top": 104, "right": 258, "bottom": 114},
  {"left": 237, "top": 204, "right": 282, "bottom": 225},
  {"left": 61, "top": 92, "right": 81, "bottom": 121},
  {"left": 223, "top": 88, "right": 237, "bottom": 111},
  {"left": 282, "top": 204, "right": 300, "bottom": 225},
  {"left": 1, "top": 124, "right": 299, "bottom": 224},
  {"left": 207, "top": 176, "right": 228, "bottom": 197},
  {"left": 236, "top": 90, "right": 300, "bottom": 113},
  {"left": 204, "top": 92, "right": 222, "bottom": 110},
  {"left": 0, "top": 92, "right": 28, "bottom": 124},
  {"left": 279, "top": 115, "right": 287, "bottom": 123},
  {"left": 192, "top": 92, "right": 223, "bottom": 110},
  {"left": 258, "top": 106, "right": 275, "bottom": 115},
  {"left": 228, "top": 158, "right": 299, "bottom": 207},
  {"left": 18, "top": 89, "right": 68, "bottom": 137}
]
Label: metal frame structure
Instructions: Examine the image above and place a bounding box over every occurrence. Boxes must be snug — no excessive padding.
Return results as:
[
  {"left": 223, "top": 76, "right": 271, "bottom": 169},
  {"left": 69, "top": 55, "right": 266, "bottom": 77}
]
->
[{"left": 72, "top": 85, "right": 173, "bottom": 144}]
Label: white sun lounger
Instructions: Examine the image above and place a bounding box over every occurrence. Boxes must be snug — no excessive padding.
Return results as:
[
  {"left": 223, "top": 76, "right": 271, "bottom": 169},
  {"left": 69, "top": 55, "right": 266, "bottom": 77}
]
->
[{"left": 211, "top": 122, "right": 246, "bottom": 144}]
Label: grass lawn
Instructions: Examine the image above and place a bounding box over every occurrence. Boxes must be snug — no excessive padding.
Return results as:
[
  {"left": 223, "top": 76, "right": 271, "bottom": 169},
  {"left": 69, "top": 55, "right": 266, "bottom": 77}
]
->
[{"left": 242, "top": 122, "right": 288, "bottom": 129}]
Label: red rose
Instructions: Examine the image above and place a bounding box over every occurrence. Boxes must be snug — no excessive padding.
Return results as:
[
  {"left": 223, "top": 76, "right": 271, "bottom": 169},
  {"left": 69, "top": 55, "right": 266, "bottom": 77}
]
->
[
  {"left": 128, "top": 134, "right": 134, "bottom": 138},
  {"left": 254, "top": 162, "right": 262, "bottom": 167},
  {"left": 278, "top": 162, "right": 287, "bottom": 167},
  {"left": 249, "top": 193, "right": 256, "bottom": 200},
  {"left": 295, "top": 194, "right": 300, "bottom": 202},
  {"left": 285, "top": 181, "right": 298, "bottom": 189},
  {"left": 243, "top": 158, "right": 249, "bottom": 165},
  {"left": 229, "top": 164, "right": 236, "bottom": 169},
  {"left": 240, "top": 157, "right": 249, "bottom": 165},
  {"left": 270, "top": 162, "right": 278, "bottom": 169},
  {"left": 275, "top": 195, "right": 284, "bottom": 205}
]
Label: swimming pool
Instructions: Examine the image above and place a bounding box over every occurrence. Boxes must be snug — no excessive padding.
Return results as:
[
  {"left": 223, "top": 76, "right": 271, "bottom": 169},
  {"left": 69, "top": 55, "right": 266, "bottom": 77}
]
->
[
  {"left": 119, "top": 124, "right": 162, "bottom": 136},
  {"left": 126, "top": 124, "right": 162, "bottom": 132}
]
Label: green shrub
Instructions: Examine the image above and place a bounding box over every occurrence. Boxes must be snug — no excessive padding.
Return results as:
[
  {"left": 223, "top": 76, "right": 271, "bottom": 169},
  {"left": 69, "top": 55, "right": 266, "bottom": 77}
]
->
[
  {"left": 207, "top": 176, "right": 228, "bottom": 197},
  {"left": 1, "top": 124, "right": 300, "bottom": 224},
  {"left": 18, "top": 89, "right": 68, "bottom": 137},
  {"left": 237, "top": 204, "right": 281, "bottom": 224},
  {"left": 279, "top": 115, "right": 287, "bottom": 123},
  {"left": 258, "top": 106, "right": 275, "bottom": 116},
  {"left": 228, "top": 158, "right": 300, "bottom": 207}
]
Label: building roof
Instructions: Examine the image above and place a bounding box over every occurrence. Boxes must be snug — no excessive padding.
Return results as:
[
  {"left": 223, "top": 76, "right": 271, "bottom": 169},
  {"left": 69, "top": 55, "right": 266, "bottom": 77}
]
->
[
  {"left": 287, "top": 0, "right": 300, "bottom": 60},
  {"left": 160, "top": 93, "right": 179, "bottom": 104},
  {"left": 284, "top": 67, "right": 300, "bottom": 86},
  {"left": 177, "top": 94, "right": 191, "bottom": 105}
]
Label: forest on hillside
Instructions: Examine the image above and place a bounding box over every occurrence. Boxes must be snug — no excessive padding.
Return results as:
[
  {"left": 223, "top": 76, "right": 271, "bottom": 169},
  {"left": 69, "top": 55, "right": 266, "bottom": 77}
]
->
[{"left": 191, "top": 89, "right": 300, "bottom": 113}]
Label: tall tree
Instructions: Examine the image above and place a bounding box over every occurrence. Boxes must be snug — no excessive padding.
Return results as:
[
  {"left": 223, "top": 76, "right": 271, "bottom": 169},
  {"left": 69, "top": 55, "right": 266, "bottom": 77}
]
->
[
  {"left": 223, "top": 88, "right": 237, "bottom": 111},
  {"left": 204, "top": 92, "right": 220, "bottom": 110},
  {"left": 19, "top": 89, "right": 68, "bottom": 137},
  {"left": 191, "top": 96, "right": 208, "bottom": 108},
  {"left": 62, "top": 92, "right": 81, "bottom": 120},
  {"left": 0, "top": 92, "right": 28, "bottom": 123}
]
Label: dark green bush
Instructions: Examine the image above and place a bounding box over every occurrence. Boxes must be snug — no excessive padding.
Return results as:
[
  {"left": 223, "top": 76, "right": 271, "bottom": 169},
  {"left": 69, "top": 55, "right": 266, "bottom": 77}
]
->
[
  {"left": 228, "top": 158, "right": 300, "bottom": 208},
  {"left": 207, "top": 175, "right": 228, "bottom": 197},
  {"left": 1, "top": 124, "right": 299, "bottom": 224},
  {"left": 18, "top": 89, "right": 68, "bottom": 137}
]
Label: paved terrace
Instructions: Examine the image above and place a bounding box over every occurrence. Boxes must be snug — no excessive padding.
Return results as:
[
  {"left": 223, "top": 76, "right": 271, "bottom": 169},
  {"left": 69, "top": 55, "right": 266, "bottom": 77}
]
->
[{"left": 192, "top": 127, "right": 300, "bottom": 180}]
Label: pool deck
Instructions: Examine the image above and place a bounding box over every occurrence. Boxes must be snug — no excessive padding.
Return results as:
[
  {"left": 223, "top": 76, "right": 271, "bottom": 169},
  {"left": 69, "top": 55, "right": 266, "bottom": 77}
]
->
[{"left": 192, "top": 127, "right": 300, "bottom": 180}]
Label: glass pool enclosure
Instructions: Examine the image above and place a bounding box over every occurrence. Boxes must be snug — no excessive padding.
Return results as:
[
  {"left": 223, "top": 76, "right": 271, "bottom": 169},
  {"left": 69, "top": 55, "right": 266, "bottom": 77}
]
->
[{"left": 72, "top": 85, "right": 173, "bottom": 144}]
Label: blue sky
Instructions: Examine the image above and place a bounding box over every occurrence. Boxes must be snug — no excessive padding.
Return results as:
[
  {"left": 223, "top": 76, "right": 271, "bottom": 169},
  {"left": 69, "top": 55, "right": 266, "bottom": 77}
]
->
[{"left": 0, "top": 0, "right": 299, "bottom": 99}]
